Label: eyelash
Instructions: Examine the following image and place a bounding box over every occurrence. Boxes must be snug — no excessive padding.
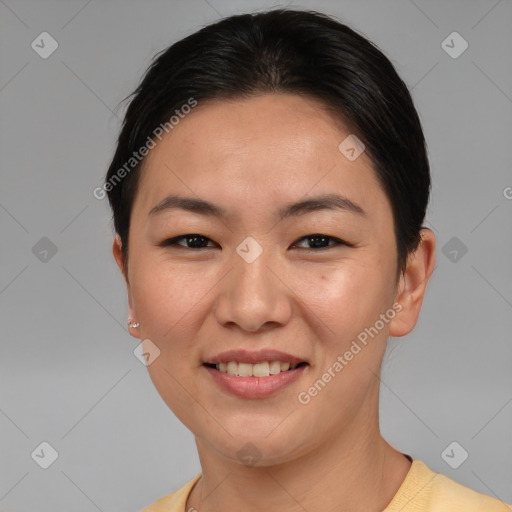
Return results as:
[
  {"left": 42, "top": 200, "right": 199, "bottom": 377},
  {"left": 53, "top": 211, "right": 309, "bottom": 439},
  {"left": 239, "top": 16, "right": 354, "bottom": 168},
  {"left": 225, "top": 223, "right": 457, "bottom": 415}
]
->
[{"left": 159, "top": 234, "right": 350, "bottom": 251}]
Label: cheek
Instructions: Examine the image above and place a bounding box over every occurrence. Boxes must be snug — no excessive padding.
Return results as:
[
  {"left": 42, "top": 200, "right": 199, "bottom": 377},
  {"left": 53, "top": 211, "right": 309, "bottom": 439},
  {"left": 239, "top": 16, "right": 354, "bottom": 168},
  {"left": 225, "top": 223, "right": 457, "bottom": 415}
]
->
[
  {"left": 303, "top": 260, "right": 396, "bottom": 396},
  {"left": 296, "top": 266, "right": 390, "bottom": 419},
  {"left": 130, "top": 257, "right": 211, "bottom": 339},
  {"left": 130, "top": 261, "right": 208, "bottom": 426},
  {"left": 304, "top": 260, "right": 390, "bottom": 336}
]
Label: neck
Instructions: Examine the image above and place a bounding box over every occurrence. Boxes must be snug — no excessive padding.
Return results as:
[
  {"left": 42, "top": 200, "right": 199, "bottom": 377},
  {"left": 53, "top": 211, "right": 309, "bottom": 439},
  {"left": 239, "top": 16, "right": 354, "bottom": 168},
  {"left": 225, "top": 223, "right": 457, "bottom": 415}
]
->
[{"left": 186, "top": 400, "right": 411, "bottom": 512}]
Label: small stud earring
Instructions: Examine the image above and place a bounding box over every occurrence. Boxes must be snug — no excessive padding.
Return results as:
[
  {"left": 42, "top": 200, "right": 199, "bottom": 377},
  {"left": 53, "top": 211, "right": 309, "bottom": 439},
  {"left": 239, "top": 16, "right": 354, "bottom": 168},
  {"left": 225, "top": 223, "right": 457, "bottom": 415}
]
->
[{"left": 128, "top": 319, "right": 140, "bottom": 329}]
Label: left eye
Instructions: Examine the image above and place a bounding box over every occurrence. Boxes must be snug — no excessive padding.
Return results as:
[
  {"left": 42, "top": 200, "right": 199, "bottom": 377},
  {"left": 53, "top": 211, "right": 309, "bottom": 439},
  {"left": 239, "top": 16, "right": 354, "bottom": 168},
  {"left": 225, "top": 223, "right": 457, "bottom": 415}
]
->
[{"left": 293, "top": 234, "right": 346, "bottom": 250}]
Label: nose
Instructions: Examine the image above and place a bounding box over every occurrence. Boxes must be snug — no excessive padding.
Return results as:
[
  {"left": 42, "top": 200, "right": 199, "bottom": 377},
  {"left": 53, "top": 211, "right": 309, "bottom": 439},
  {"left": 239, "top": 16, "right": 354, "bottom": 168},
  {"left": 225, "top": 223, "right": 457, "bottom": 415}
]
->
[{"left": 213, "top": 246, "right": 292, "bottom": 333}]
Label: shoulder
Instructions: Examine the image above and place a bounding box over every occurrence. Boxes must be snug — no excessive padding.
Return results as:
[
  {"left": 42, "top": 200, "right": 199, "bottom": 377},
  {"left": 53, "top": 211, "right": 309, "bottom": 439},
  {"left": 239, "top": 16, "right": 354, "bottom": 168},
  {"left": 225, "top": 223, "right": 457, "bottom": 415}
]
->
[
  {"left": 430, "top": 470, "right": 511, "bottom": 511},
  {"left": 385, "top": 460, "right": 511, "bottom": 512},
  {"left": 140, "top": 463, "right": 511, "bottom": 512},
  {"left": 141, "top": 474, "right": 202, "bottom": 512}
]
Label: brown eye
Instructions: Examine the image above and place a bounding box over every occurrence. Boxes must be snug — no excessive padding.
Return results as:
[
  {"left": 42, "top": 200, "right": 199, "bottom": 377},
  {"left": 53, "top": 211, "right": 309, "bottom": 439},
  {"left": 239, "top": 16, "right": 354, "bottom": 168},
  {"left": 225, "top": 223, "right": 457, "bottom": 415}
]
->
[
  {"left": 293, "top": 234, "right": 348, "bottom": 250},
  {"left": 160, "top": 234, "right": 217, "bottom": 249}
]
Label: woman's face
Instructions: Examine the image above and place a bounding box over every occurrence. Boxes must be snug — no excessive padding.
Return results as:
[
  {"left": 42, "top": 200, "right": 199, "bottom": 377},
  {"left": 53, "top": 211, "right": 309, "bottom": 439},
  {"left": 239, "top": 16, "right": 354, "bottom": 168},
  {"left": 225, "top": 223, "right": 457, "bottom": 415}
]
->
[{"left": 118, "top": 93, "right": 414, "bottom": 466}]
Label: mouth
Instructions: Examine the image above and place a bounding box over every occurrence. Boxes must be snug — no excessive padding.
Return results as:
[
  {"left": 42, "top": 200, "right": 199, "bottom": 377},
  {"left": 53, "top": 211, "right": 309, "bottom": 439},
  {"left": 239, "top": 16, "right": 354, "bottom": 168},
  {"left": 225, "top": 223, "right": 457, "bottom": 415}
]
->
[
  {"left": 203, "top": 360, "right": 309, "bottom": 377},
  {"left": 202, "top": 350, "right": 309, "bottom": 399}
]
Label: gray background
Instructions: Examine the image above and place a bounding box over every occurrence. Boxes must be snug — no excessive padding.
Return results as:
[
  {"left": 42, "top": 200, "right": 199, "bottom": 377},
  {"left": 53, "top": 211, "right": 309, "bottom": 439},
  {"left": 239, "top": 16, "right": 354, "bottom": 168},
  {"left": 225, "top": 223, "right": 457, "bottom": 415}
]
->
[{"left": 1, "top": 0, "right": 511, "bottom": 510}]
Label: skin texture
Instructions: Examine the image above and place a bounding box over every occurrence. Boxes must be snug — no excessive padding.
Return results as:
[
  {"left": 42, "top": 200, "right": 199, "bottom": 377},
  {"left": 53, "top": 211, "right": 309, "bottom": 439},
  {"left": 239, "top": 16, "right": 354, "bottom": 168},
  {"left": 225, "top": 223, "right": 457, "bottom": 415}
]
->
[{"left": 113, "top": 93, "right": 436, "bottom": 511}]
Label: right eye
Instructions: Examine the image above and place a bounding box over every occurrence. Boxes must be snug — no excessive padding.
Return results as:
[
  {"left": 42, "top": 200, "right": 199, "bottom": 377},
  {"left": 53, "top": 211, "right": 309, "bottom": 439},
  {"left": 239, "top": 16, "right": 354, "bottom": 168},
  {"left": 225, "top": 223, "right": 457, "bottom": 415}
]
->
[
  {"left": 159, "top": 234, "right": 218, "bottom": 249},
  {"left": 160, "top": 233, "right": 352, "bottom": 251}
]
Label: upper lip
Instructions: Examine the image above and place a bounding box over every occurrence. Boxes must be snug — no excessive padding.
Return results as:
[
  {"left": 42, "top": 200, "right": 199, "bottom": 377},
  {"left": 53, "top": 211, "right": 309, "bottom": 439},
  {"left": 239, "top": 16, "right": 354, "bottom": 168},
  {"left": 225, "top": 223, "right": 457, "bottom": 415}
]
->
[{"left": 203, "top": 349, "right": 307, "bottom": 365}]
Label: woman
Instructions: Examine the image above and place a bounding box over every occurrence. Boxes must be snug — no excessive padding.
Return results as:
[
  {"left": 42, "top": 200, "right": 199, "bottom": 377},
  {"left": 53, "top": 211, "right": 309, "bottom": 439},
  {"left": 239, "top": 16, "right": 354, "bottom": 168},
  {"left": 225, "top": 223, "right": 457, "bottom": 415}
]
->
[{"left": 105, "top": 9, "right": 510, "bottom": 511}]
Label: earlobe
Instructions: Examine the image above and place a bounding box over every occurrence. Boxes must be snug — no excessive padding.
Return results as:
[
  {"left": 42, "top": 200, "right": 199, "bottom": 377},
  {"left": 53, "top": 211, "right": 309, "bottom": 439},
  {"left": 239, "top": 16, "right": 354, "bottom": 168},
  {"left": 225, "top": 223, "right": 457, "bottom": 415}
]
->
[
  {"left": 127, "top": 317, "right": 141, "bottom": 338},
  {"left": 389, "top": 228, "right": 436, "bottom": 338}
]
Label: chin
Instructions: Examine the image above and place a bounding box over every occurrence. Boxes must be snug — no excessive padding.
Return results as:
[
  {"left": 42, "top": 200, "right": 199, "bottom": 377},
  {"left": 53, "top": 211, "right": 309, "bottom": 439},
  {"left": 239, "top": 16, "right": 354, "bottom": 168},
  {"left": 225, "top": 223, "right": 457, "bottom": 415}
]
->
[{"left": 201, "top": 430, "right": 309, "bottom": 469}]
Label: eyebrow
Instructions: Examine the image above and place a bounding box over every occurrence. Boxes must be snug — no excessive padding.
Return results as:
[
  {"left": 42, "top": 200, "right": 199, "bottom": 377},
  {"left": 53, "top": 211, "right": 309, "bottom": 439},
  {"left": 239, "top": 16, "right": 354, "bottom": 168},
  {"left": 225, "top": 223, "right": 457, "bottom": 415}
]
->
[{"left": 148, "top": 193, "right": 366, "bottom": 220}]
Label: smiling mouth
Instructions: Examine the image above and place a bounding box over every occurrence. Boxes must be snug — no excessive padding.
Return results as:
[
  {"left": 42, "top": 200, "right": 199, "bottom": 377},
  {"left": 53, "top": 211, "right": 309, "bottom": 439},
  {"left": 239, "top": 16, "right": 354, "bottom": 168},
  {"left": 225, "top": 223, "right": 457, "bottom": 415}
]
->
[{"left": 204, "top": 361, "right": 308, "bottom": 377}]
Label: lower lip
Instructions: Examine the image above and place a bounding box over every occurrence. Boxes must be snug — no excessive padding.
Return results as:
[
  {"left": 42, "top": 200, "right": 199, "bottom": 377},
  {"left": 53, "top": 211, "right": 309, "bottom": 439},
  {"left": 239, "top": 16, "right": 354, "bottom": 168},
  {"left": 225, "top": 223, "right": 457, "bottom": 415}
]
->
[{"left": 203, "top": 364, "right": 307, "bottom": 399}]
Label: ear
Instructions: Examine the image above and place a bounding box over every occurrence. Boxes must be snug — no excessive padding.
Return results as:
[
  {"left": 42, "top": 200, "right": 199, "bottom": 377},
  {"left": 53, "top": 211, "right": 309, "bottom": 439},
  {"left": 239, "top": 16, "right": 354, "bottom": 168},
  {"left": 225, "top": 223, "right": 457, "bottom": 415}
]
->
[
  {"left": 112, "top": 234, "right": 126, "bottom": 279},
  {"left": 112, "top": 234, "right": 140, "bottom": 338},
  {"left": 389, "top": 228, "right": 436, "bottom": 337}
]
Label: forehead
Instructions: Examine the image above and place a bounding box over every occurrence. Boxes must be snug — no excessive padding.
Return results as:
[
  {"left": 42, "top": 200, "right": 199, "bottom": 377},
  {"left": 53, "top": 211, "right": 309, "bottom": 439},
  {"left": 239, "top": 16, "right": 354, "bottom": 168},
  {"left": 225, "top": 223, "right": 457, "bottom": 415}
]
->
[{"left": 133, "top": 93, "right": 391, "bottom": 224}]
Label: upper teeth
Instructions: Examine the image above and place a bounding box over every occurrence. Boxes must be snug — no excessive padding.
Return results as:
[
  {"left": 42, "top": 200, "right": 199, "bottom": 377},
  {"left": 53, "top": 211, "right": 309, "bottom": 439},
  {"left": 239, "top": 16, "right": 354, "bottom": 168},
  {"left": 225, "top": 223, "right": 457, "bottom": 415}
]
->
[{"left": 215, "top": 361, "right": 299, "bottom": 377}]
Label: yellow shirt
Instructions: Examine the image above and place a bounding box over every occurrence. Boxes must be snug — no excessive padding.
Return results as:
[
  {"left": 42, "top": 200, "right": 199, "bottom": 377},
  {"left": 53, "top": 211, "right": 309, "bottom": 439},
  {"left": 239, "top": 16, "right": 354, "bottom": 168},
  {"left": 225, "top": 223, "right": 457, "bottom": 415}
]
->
[{"left": 141, "top": 460, "right": 511, "bottom": 511}]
